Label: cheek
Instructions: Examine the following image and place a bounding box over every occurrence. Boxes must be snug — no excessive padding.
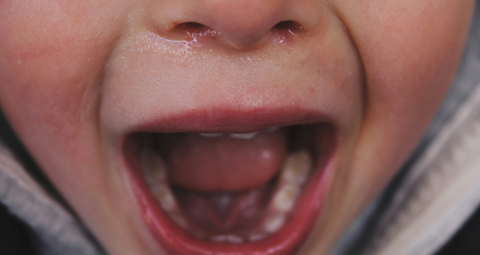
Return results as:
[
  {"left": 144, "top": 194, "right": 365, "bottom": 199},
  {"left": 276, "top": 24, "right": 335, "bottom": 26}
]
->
[
  {"left": 0, "top": 1, "right": 129, "bottom": 192},
  {"left": 370, "top": 0, "right": 472, "bottom": 166},
  {"left": 336, "top": 0, "right": 474, "bottom": 190},
  {"left": 0, "top": 0, "right": 125, "bottom": 144},
  {"left": 354, "top": 0, "right": 473, "bottom": 110}
]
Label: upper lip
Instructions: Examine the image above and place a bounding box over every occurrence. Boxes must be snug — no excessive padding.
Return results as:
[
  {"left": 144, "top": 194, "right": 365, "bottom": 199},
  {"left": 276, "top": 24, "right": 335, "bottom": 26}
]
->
[{"left": 123, "top": 106, "right": 337, "bottom": 135}]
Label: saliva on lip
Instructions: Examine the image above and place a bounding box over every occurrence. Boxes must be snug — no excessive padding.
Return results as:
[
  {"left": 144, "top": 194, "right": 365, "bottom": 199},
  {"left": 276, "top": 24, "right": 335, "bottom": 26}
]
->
[{"left": 139, "top": 128, "right": 312, "bottom": 244}]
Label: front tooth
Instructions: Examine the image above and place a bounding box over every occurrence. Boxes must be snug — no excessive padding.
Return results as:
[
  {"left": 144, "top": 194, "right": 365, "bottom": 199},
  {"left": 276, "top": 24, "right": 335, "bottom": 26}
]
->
[
  {"left": 151, "top": 184, "right": 177, "bottom": 211},
  {"left": 210, "top": 235, "right": 227, "bottom": 242},
  {"left": 280, "top": 151, "right": 312, "bottom": 185},
  {"left": 229, "top": 132, "right": 259, "bottom": 139},
  {"left": 226, "top": 235, "right": 244, "bottom": 244},
  {"left": 211, "top": 235, "right": 244, "bottom": 244},
  {"left": 199, "top": 133, "right": 225, "bottom": 138},
  {"left": 264, "top": 213, "right": 286, "bottom": 233},
  {"left": 249, "top": 233, "right": 267, "bottom": 242},
  {"left": 273, "top": 183, "right": 301, "bottom": 212}
]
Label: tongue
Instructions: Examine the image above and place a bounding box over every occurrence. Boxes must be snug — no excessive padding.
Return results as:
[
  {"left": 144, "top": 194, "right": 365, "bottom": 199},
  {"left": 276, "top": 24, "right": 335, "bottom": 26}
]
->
[
  {"left": 163, "top": 129, "right": 286, "bottom": 192},
  {"left": 173, "top": 184, "right": 274, "bottom": 233}
]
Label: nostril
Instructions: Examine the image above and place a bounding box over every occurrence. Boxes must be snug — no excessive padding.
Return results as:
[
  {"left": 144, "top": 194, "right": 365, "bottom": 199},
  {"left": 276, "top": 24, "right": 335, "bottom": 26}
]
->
[
  {"left": 172, "top": 22, "right": 221, "bottom": 42},
  {"left": 176, "top": 22, "right": 205, "bottom": 32},
  {"left": 272, "top": 20, "right": 305, "bottom": 34},
  {"left": 172, "top": 22, "right": 207, "bottom": 36},
  {"left": 270, "top": 20, "right": 305, "bottom": 47},
  {"left": 169, "top": 20, "right": 305, "bottom": 49}
]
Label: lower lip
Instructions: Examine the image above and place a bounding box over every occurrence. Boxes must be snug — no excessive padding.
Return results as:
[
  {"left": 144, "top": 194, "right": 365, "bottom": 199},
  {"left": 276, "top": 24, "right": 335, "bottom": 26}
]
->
[{"left": 123, "top": 138, "right": 336, "bottom": 255}]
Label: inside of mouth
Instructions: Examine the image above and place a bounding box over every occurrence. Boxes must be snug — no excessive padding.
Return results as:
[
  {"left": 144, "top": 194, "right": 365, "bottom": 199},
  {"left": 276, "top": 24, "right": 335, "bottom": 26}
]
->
[{"left": 128, "top": 123, "right": 333, "bottom": 244}]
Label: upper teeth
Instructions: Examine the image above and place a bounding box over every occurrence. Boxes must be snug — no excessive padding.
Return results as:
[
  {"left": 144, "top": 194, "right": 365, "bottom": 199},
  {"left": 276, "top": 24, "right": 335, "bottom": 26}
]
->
[
  {"left": 199, "top": 127, "right": 279, "bottom": 140},
  {"left": 229, "top": 132, "right": 259, "bottom": 139}
]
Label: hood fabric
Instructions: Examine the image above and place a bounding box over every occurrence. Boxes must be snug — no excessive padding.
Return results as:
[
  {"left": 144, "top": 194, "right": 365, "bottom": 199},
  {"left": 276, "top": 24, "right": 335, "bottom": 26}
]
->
[
  {"left": 0, "top": 3, "right": 479, "bottom": 255},
  {"left": 0, "top": 143, "right": 105, "bottom": 255}
]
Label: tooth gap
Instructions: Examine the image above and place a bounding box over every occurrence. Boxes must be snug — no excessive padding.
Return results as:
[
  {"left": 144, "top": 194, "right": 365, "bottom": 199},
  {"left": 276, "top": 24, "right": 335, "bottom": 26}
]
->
[
  {"left": 199, "top": 133, "right": 225, "bottom": 138},
  {"left": 266, "top": 127, "right": 279, "bottom": 132}
]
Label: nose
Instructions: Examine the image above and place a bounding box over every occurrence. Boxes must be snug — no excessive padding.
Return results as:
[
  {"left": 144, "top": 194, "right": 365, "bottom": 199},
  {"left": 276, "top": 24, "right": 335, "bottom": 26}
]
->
[{"left": 150, "top": 0, "right": 311, "bottom": 49}]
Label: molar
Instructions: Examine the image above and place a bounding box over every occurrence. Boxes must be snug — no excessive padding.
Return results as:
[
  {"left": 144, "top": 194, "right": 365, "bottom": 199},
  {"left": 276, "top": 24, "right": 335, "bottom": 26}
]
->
[
  {"left": 170, "top": 214, "right": 189, "bottom": 230},
  {"left": 140, "top": 152, "right": 167, "bottom": 185},
  {"left": 151, "top": 184, "right": 177, "bottom": 211},
  {"left": 280, "top": 151, "right": 312, "bottom": 185},
  {"left": 264, "top": 213, "right": 286, "bottom": 233},
  {"left": 273, "top": 184, "right": 301, "bottom": 212}
]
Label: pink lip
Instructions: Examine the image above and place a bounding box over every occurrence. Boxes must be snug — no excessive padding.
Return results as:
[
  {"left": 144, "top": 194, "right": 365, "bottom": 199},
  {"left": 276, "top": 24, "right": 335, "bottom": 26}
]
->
[
  {"left": 120, "top": 108, "right": 338, "bottom": 255},
  {"left": 124, "top": 107, "right": 336, "bottom": 134}
]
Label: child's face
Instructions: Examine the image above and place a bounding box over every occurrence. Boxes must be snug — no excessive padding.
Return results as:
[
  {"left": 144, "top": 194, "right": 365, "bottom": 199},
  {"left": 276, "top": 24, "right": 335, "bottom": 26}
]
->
[{"left": 0, "top": 1, "right": 474, "bottom": 254}]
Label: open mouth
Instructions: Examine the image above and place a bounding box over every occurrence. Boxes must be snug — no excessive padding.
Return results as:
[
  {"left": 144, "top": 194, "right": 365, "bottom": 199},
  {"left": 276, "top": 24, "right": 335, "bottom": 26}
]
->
[{"left": 123, "top": 122, "right": 337, "bottom": 255}]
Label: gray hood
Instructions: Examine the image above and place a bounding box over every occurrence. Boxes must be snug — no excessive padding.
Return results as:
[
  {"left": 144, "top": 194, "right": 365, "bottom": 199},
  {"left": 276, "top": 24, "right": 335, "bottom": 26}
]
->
[{"left": 0, "top": 140, "right": 105, "bottom": 255}]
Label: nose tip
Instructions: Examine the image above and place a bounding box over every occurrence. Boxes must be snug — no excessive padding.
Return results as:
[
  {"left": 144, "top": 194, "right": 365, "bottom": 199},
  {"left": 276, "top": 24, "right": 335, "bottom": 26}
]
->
[
  {"left": 195, "top": 0, "right": 285, "bottom": 49},
  {"left": 167, "top": 0, "right": 294, "bottom": 50}
]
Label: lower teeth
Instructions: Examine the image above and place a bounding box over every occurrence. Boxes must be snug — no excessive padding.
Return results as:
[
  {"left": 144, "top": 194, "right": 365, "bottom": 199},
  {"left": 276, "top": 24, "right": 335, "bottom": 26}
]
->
[{"left": 140, "top": 143, "right": 312, "bottom": 244}]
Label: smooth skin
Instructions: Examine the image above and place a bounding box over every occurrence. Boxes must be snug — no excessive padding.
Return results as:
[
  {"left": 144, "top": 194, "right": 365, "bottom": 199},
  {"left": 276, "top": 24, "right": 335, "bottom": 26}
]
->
[{"left": 0, "top": 0, "right": 475, "bottom": 254}]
